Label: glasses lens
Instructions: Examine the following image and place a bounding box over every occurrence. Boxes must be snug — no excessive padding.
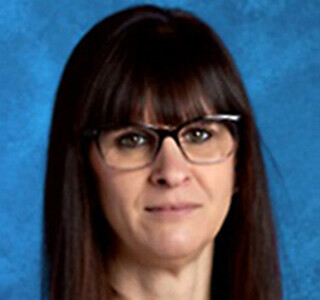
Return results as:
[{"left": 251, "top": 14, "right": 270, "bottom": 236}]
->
[
  {"left": 98, "top": 126, "right": 158, "bottom": 169},
  {"left": 179, "top": 120, "right": 237, "bottom": 163}
]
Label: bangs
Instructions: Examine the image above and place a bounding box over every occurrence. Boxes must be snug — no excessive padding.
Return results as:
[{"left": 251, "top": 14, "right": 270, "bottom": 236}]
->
[
  {"left": 85, "top": 10, "right": 243, "bottom": 129},
  {"left": 110, "top": 73, "right": 216, "bottom": 126}
]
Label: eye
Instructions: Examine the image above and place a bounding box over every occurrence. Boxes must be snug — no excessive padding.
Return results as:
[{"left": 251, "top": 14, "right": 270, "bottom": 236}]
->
[
  {"left": 183, "top": 128, "right": 213, "bottom": 143},
  {"left": 116, "top": 132, "right": 148, "bottom": 149}
]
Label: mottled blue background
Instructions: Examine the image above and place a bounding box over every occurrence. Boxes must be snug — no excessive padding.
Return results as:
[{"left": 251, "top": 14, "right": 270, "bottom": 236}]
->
[{"left": 0, "top": 0, "right": 319, "bottom": 299}]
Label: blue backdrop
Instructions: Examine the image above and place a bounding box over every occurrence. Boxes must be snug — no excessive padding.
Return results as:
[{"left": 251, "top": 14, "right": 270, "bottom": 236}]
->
[{"left": 0, "top": 0, "right": 319, "bottom": 299}]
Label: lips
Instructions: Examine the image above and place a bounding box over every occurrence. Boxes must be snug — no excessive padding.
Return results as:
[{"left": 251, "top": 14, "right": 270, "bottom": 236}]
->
[
  {"left": 144, "top": 202, "right": 202, "bottom": 220},
  {"left": 145, "top": 203, "right": 201, "bottom": 212}
]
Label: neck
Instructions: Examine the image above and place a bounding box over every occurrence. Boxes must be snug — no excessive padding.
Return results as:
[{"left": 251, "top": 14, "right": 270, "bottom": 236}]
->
[{"left": 106, "top": 243, "right": 214, "bottom": 300}]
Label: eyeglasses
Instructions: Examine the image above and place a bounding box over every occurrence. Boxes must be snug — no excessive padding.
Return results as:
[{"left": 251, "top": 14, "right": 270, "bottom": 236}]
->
[{"left": 84, "top": 114, "right": 241, "bottom": 170}]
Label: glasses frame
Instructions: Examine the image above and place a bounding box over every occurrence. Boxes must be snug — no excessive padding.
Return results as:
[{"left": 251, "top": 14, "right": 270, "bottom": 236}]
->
[{"left": 83, "top": 114, "right": 241, "bottom": 170}]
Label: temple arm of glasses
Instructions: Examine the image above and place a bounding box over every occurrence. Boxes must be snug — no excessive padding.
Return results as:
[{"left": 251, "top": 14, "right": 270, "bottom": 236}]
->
[{"left": 204, "top": 114, "right": 241, "bottom": 121}]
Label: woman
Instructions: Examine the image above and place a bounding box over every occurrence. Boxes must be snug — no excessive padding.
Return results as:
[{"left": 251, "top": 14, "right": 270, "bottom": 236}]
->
[{"left": 43, "top": 4, "right": 282, "bottom": 300}]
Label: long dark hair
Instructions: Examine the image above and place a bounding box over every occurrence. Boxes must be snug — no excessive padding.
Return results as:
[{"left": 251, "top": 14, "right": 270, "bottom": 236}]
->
[{"left": 43, "top": 5, "right": 282, "bottom": 300}]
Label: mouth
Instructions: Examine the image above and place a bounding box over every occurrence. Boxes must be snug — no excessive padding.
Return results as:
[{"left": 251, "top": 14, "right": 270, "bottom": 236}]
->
[{"left": 144, "top": 203, "right": 202, "bottom": 219}]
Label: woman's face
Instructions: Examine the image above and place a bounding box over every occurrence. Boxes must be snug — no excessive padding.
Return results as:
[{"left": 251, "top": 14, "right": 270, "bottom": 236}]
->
[{"left": 89, "top": 115, "right": 236, "bottom": 264}]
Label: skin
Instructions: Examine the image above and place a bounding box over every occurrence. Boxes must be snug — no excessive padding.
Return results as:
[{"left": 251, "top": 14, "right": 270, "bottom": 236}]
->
[{"left": 89, "top": 117, "right": 236, "bottom": 300}]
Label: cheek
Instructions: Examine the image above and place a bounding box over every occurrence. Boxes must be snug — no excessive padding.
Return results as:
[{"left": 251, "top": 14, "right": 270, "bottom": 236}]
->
[
  {"left": 201, "top": 156, "right": 235, "bottom": 198},
  {"left": 93, "top": 174, "right": 137, "bottom": 252},
  {"left": 91, "top": 161, "right": 151, "bottom": 243},
  {"left": 89, "top": 145, "right": 142, "bottom": 231},
  {"left": 196, "top": 157, "right": 235, "bottom": 233},
  {"left": 95, "top": 171, "right": 140, "bottom": 223}
]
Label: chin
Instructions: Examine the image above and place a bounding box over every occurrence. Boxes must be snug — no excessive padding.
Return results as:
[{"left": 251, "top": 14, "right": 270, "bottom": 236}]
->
[{"left": 142, "top": 229, "right": 214, "bottom": 265}]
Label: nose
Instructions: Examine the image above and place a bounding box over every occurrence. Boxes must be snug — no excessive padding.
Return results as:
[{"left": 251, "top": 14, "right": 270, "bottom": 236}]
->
[{"left": 149, "top": 137, "right": 191, "bottom": 188}]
